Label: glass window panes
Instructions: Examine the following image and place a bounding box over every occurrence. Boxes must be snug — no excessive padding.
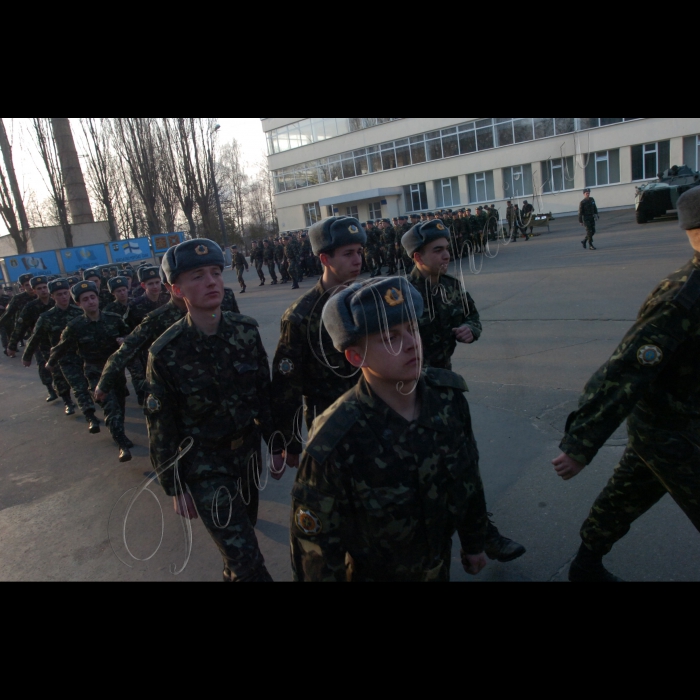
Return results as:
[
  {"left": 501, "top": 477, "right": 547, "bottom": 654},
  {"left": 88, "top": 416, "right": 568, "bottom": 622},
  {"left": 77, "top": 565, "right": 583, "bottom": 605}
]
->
[
  {"left": 369, "top": 202, "right": 382, "bottom": 219},
  {"left": 468, "top": 171, "right": 495, "bottom": 203},
  {"left": 346, "top": 205, "right": 359, "bottom": 218},
  {"left": 542, "top": 157, "right": 575, "bottom": 193},
  {"left": 632, "top": 141, "right": 670, "bottom": 181},
  {"left": 585, "top": 150, "right": 621, "bottom": 187},
  {"left": 304, "top": 203, "right": 322, "bottom": 227},
  {"left": 503, "top": 165, "right": 533, "bottom": 198},
  {"left": 404, "top": 183, "right": 428, "bottom": 212},
  {"left": 684, "top": 135, "right": 700, "bottom": 170}
]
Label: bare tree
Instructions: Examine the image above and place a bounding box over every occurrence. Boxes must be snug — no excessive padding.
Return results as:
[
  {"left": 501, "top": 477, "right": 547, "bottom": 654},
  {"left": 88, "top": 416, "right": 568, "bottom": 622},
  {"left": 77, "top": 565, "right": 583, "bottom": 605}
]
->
[
  {"left": 32, "top": 118, "right": 72, "bottom": 247},
  {"left": 25, "top": 190, "right": 61, "bottom": 229},
  {"left": 218, "top": 139, "right": 248, "bottom": 240},
  {"left": 0, "top": 118, "right": 30, "bottom": 253}
]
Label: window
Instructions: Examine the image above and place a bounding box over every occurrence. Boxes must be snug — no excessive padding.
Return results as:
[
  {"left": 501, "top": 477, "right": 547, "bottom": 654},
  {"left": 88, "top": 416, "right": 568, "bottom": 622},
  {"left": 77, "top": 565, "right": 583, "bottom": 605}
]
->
[
  {"left": 369, "top": 202, "right": 382, "bottom": 220},
  {"left": 503, "top": 165, "right": 533, "bottom": 198},
  {"left": 468, "top": 171, "right": 495, "bottom": 203},
  {"left": 542, "top": 157, "right": 575, "bottom": 193},
  {"left": 632, "top": 141, "right": 670, "bottom": 181},
  {"left": 326, "top": 206, "right": 333, "bottom": 218},
  {"left": 435, "top": 177, "right": 461, "bottom": 208},
  {"left": 683, "top": 136, "right": 700, "bottom": 171},
  {"left": 346, "top": 206, "right": 359, "bottom": 219},
  {"left": 403, "top": 183, "right": 428, "bottom": 212},
  {"left": 585, "top": 150, "right": 621, "bottom": 187},
  {"left": 303, "top": 202, "right": 322, "bottom": 227}
]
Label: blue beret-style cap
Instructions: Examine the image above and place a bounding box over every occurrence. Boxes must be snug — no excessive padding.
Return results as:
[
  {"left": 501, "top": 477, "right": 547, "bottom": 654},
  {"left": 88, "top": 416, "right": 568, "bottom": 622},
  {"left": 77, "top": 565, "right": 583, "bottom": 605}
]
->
[
  {"left": 72, "top": 281, "right": 99, "bottom": 302},
  {"left": 19, "top": 274, "right": 34, "bottom": 285},
  {"left": 30, "top": 276, "right": 49, "bottom": 288},
  {"left": 401, "top": 220, "right": 452, "bottom": 257},
  {"left": 163, "top": 238, "right": 225, "bottom": 284},
  {"left": 108, "top": 276, "right": 129, "bottom": 293},
  {"left": 322, "top": 276, "right": 424, "bottom": 352},
  {"left": 309, "top": 216, "right": 367, "bottom": 256},
  {"left": 677, "top": 186, "right": 700, "bottom": 231},
  {"left": 49, "top": 279, "right": 70, "bottom": 294}
]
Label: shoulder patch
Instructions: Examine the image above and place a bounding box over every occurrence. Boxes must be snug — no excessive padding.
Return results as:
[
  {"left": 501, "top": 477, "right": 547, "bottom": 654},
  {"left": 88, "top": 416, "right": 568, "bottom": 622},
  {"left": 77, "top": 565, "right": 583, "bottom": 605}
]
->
[
  {"left": 149, "top": 318, "right": 187, "bottom": 357},
  {"left": 424, "top": 367, "right": 469, "bottom": 392},
  {"left": 223, "top": 311, "right": 259, "bottom": 328},
  {"left": 305, "top": 392, "right": 363, "bottom": 465},
  {"left": 674, "top": 269, "right": 700, "bottom": 310}
]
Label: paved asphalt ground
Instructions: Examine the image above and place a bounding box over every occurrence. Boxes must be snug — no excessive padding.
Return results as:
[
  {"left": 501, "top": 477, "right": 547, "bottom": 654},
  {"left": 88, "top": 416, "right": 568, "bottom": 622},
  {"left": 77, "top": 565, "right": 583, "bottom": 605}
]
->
[{"left": 1, "top": 209, "right": 698, "bottom": 582}]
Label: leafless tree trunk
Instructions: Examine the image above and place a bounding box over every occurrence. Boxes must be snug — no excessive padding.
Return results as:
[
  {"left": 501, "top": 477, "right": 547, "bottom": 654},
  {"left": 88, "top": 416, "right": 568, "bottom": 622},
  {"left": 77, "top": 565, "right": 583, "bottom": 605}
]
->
[
  {"left": 32, "top": 118, "right": 73, "bottom": 247},
  {"left": 0, "top": 119, "right": 30, "bottom": 253},
  {"left": 219, "top": 139, "right": 248, "bottom": 240}
]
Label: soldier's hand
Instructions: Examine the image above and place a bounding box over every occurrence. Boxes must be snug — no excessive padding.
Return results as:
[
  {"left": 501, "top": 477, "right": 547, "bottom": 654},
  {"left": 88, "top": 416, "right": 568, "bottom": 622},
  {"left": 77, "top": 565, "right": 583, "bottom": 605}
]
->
[
  {"left": 284, "top": 451, "right": 300, "bottom": 469},
  {"left": 462, "top": 551, "right": 488, "bottom": 576},
  {"left": 94, "top": 387, "right": 107, "bottom": 402},
  {"left": 454, "top": 326, "right": 475, "bottom": 344},
  {"left": 271, "top": 454, "right": 287, "bottom": 481},
  {"left": 22, "top": 359, "right": 31, "bottom": 368},
  {"left": 553, "top": 453, "right": 585, "bottom": 481},
  {"left": 7, "top": 349, "right": 16, "bottom": 358},
  {"left": 174, "top": 493, "right": 199, "bottom": 520}
]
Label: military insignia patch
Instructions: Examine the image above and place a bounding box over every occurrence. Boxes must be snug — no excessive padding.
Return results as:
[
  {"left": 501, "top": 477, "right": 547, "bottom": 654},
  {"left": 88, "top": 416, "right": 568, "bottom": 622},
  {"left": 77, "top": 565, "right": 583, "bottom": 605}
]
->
[
  {"left": 146, "top": 395, "right": 162, "bottom": 413},
  {"left": 385, "top": 288, "right": 404, "bottom": 307},
  {"left": 81, "top": 283, "right": 88, "bottom": 289},
  {"left": 195, "top": 245, "right": 209, "bottom": 256},
  {"left": 637, "top": 345, "right": 663, "bottom": 367},
  {"left": 348, "top": 225, "right": 359, "bottom": 234},
  {"left": 295, "top": 508, "right": 322, "bottom": 536},
  {"left": 437, "top": 223, "right": 446, "bottom": 231},
  {"left": 279, "top": 358, "right": 294, "bottom": 375}
]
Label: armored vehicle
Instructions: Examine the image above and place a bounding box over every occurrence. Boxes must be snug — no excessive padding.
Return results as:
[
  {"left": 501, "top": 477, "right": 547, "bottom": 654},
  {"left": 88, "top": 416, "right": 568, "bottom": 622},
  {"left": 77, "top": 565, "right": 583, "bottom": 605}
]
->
[{"left": 635, "top": 165, "right": 700, "bottom": 224}]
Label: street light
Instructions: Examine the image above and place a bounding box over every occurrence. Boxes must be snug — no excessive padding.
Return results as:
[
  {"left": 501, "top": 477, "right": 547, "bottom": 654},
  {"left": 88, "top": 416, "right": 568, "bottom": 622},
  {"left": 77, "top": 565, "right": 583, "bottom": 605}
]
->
[{"left": 210, "top": 123, "right": 231, "bottom": 266}]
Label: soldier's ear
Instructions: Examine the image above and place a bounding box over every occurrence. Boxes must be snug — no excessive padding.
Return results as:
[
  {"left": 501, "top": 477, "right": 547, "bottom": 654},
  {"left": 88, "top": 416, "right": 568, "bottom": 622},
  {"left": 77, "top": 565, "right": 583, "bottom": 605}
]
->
[
  {"left": 171, "top": 282, "right": 185, "bottom": 300},
  {"left": 345, "top": 347, "right": 365, "bottom": 368}
]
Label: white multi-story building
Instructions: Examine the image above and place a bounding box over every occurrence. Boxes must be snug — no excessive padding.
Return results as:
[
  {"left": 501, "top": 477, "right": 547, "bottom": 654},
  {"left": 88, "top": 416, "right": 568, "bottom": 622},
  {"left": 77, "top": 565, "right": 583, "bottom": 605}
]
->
[{"left": 261, "top": 118, "right": 700, "bottom": 231}]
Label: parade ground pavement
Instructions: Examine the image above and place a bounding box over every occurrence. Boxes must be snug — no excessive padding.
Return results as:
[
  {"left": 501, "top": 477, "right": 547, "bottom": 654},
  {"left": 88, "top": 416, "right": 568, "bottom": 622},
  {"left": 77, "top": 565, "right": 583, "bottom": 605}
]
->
[{"left": 1, "top": 209, "right": 698, "bottom": 582}]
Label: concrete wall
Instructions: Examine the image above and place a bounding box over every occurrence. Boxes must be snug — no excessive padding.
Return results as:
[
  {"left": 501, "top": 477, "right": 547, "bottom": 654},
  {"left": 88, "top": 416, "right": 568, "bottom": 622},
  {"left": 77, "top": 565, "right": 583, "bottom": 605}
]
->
[{"left": 0, "top": 221, "right": 111, "bottom": 257}]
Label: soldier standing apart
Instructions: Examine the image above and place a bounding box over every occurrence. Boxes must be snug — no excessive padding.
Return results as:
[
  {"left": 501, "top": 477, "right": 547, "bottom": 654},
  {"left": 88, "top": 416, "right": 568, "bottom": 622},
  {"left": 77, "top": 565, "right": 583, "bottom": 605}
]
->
[
  {"left": 263, "top": 239, "right": 278, "bottom": 285},
  {"left": 48, "top": 282, "right": 134, "bottom": 461},
  {"left": 553, "top": 187, "right": 700, "bottom": 582},
  {"left": 290, "top": 276, "right": 489, "bottom": 582},
  {"left": 579, "top": 188, "right": 599, "bottom": 250},
  {"left": 145, "top": 239, "right": 274, "bottom": 583},
  {"left": 403, "top": 220, "right": 527, "bottom": 563},
  {"left": 231, "top": 245, "right": 249, "bottom": 293},
  {"left": 521, "top": 200, "right": 535, "bottom": 238},
  {"left": 506, "top": 201, "right": 515, "bottom": 239},
  {"left": 251, "top": 240, "right": 266, "bottom": 286},
  {"left": 271, "top": 217, "right": 366, "bottom": 473},
  {"left": 22, "top": 279, "right": 80, "bottom": 416},
  {"left": 0, "top": 274, "right": 36, "bottom": 354}
]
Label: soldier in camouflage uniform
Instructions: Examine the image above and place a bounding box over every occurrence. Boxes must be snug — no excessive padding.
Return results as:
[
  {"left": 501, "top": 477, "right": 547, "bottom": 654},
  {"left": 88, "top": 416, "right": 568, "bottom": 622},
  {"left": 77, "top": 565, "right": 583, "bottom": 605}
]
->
[
  {"left": 379, "top": 220, "right": 397, "bottom": 275},
  {"left": 301, "top": 233, "right": 313, "bottom": 278},
  {"left": 251, "top": 240, "right": 266, "bottom": 286},
  {"left": 0, "top": 285, "right": 13, "bottom": 351},
  {"left": 48, "top": 281, "right": 134, "bottom": 462},
  {"left": 84, "top": 268, "right": 113, "bottom": 310},
  {"left": 129, "top": 266, "right": 170, "bottom": 324},
  {"left": 22, "top": 279, "right": 80, "bottom": 415},
  {"left": 284, "top": 234, "right": 302, "bottom": 290},
  {"left": 274, "top": 239, "right": 288, "bottom": 283},
  {"left": 146, "top": 239, "right": 273, "bottom": 583},
  {"left": 7, "top": 276, "right": 57, "bottom": 400},
  {"left": 263, "top": 239, "right": 278, "bottom": 285},
  {"left": 365, "top": 221, "right": 382, "bottom": 277},
  {"left": 0, "top": 274, "right": 36, "bottom": 354},
  {"left": 554, "top": 187, "right": 700, "bottom": 582},
  {"left": 271, "top": 217, "right": 366, "bottom": 473},
  {"left": 579, "top": 188, "right": 599, "bottom": 250},
  {"left": 231, "top": 245, "right": 248, "bottom": 293},
  {"left": 290, "top": 276, "right": 489, "bottom": 582},
  {"left": 403, "top": 220, "right": 526, "bottom": 563}
]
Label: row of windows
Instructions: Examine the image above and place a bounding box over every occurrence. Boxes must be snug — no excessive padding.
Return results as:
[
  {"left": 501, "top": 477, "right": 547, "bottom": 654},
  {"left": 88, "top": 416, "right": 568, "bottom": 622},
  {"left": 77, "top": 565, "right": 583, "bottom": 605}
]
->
[
  {"left": 267, "top": 118, "right": 402, "bottom": 155},
  {"left": 272, "top": 118, "right": 643, "bottom": 193},
  {"left": 683, "top": 135, "right": 700, "bottom": 171}
]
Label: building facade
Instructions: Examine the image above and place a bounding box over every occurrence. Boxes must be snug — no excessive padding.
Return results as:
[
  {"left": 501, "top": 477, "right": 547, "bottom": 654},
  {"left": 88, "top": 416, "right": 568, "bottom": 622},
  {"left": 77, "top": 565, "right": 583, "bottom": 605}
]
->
[{"left": 261, "top": 118, "right": 700, "bottom": 231}]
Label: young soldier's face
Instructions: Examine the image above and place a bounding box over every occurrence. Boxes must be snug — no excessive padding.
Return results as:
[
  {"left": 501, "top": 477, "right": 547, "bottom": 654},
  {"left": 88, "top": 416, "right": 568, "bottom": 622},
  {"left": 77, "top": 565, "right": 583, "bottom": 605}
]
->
[
  {"left": 52, "top": 290, "right": 71, "bottom": 309},
  {"left": 174, "top": 265, "right": 224, "bottom": 311},
  {"left": 35, "top": 284, "right": 50, "bottom": 301},
  {"left": 415, "top": 238, "right": 451, "bottom": 276},
  {"left": 347, "top": 321, "right": 422, "bottom": 384},
  {"left": 23, "top": 282, "right": 35, "bottom": 294},
  {"left": 142, "top": 279, "right": 162, "bottom": 298},
  {"left": 88, "top": 277, "right": 101, "bottom": 290},
  {"left": 322, "top": 244, "right": 364, "bottom": 281},
  {"left": 113, "top": 287, "right": 129, "bottom": 304},
  {"left": 79, "top": 292, "right": 99, "bottom": 314}
]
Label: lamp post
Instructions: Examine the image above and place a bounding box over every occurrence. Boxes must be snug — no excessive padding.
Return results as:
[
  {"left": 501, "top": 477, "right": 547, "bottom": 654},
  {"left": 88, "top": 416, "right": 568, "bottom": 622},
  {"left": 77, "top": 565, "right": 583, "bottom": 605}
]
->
[{"left": 210, "top": 123, "right": 231, "bottom": 266}]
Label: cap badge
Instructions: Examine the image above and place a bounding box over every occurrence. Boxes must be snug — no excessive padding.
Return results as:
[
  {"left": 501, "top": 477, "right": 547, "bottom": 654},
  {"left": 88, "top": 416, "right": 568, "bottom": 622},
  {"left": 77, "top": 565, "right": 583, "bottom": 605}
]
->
[
  {"left": 295, "top": 508, "right": 322, "bottom": 536},
  {"left": 437, "top": 224, "right": 446, "bottom": 231},
  {"left": 348, "top": 225, "right": 359, "bottom": 234},
  {"left": 81, "top": 283, "right": 88, "bottom": 289},
  {"left": 637, "top": 345, "right": 663, "bottom": 367},
  {"left": 385, "top": 288, "right": 404, "bottom": 307},
  {"left": 195, "top": 245, "right": 209, "bottom": 256}
]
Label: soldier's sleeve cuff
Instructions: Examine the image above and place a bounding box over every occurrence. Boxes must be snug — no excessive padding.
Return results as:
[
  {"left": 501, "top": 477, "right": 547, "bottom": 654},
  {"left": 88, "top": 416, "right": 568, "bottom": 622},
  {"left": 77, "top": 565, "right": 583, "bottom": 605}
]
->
[{"left": 559, "top": 435, "right": 596, "bottom": 466}]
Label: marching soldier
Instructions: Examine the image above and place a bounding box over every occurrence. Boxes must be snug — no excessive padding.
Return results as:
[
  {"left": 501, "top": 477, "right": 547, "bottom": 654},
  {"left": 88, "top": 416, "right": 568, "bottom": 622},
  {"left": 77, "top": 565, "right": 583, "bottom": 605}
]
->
[
  {"left": 380, "top": 219, "right": 397, "bottom": 275},
  {"left": 579, "top": 188, "right": 599, "bottom": 250},
  {"left": 506, "top": 201, "right": 515, "bottom": 239},
  {"left": 365, "top": 221, "right": 382, "bottom": 277},
  {"left": 263, "top": 239, "right": 278, "bottom": 285},
  {"left": 274, "top": 238, "right": 288, "bottom": 283},
  {"left": 0, "top": 274, "right": 36, "bottom": 354},
  {"left": 0, "top": 285, "right": 12, "bottom": 352},
  {"left": 231, "top": 245, "right": 249, "bottom": 293},
  {"left": 284, "top": 234, "right": 302, "bottom": 290},
  {"left": 251, "top": 240, "right": 266, "bottom": 286},
  {"left": 84, "top": 268, "right": 113, "bottom": 309},
  {"left": 129, "top": 266, "right": 170, "bottom": 324},
  {"left": 145, "top": 238, "right": 274, "bottom": 583},
  {"left": 522, "top": 200, "right": 535, "bottom": 238},
  {"left": 554, "top": 186, "right": 700, "bottom": 582}
]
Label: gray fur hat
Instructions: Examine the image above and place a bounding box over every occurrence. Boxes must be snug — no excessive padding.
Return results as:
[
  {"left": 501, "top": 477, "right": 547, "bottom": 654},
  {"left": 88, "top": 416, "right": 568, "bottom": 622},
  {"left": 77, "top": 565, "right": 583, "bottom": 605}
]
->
[
  {"left": 309, "top": 216, "right": 367, "bottom": 256},
  {"left": 162, "top": 239, "right": 224, "bottom": 284},
  {"left": 322, "top": 276, "right": 424, "bottom": 352},
  {"left": 677, "top": 187, "right": 700, "bottom": 231},
  {"left": 401, "top": 220, "right": 451, "bottom": 257}
]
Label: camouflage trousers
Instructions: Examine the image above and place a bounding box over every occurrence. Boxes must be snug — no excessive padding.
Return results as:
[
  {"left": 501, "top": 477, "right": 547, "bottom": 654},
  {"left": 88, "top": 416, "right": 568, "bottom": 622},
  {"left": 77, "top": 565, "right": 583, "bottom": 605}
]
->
[
  {"left": 184, "top": 435, "right": 272, "bottom": 582},
  {"left": 0, "top": 326, "right": 8, "bottom": 350},
  {"left": 267, "top": 263, "right": 278, "bottom": 283},
  {"left": 34, "top": 348, "right": 54, "bottom": 391},
  {"left": 288, "top": 261, "right": 301, "bottom": 286},
  {"left": 384, "top": 249, "right": 397, "bottom": 274},
  {"left": 59, "top": 358, "right": 94, "bottom": 414},
  {"left": 235, "top": 266, "right": 246, "bottom": 288},
  {"left": 85, "top": 364, "right": 126, "bottom": 440},
  {"left": 254, "top": 261, "right": 265, "bottom": 283},
  {"left": 366, "top": 248, "right": 382, "bottom": 275},
  {"left": 126, "top": 354, "right": 146, "bottom": 398},
  {"left": 583, "top": 217, "right": 596, "bottom": 243},
  {"left": 37, "top": 346, "right": 71, "bottom": 398},
  {"left": 581, "top": 426, "right": 700, "bottom": 556}
]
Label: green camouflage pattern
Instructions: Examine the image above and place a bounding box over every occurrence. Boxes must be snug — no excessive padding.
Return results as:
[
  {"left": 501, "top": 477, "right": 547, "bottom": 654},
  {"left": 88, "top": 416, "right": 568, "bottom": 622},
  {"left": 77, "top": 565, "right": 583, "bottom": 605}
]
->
[
  {"left": 579, "top": 197, "right": 599, "bottom": 239},
  {"left": 98, "top": 287, "right": 113, "bottom": 310},
  {"left": 285, "top": 238, "right": 302, "bottom": 286},
  {"left": 103, "top": 299, "right": 145, "bottom": 395},
  {"left": 290, "top": 369, "right": 488, "bottom": 582},
  {"left": 129, "top": 290, "right": 171, "bottom": 325},
  {"left": 8, "top": 298, "right": 54, "bottom": 352},
  {"left": 408, "top": 268, "right": 482, "bottom": 371},
  {"left": 271, "top": 281, "right": 360, "bottom": 454}
]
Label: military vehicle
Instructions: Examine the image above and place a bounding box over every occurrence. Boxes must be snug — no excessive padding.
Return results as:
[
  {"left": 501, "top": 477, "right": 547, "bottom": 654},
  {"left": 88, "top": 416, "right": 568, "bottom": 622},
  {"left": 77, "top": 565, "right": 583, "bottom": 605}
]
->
[{"left": 635, "top": 165, "right": 700, "bottom": 224}]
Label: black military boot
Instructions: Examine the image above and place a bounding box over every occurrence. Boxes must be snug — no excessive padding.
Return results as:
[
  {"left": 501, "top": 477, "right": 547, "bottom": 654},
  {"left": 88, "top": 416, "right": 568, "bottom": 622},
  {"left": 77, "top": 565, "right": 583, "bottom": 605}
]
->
[
  {"left": 46, "top": 389, "right": 59, "bottom": 403},
  {"left": 483, "top": 515, "right": 526, "bottom": 563},
  {"left": 62, "top": 395, "right": 76, "bottom": 416},
  {"left": 581, "top": 239, "right": 588, "bottom": 249},
  {"left": 568, "top": 544, "right": 623, "bottom": 582},
  {"left": 85, "top": 410, "right": 101, "bottom": 434},
  {"left": 589, "top": 243, "right": 597, "bottom": 250}
]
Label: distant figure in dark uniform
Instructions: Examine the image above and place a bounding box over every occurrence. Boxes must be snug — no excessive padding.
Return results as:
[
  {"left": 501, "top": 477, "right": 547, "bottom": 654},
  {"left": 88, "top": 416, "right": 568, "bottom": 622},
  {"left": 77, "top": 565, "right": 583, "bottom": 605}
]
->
[{"left": 579, "top": 189, "right": 600, "bottom": 250}]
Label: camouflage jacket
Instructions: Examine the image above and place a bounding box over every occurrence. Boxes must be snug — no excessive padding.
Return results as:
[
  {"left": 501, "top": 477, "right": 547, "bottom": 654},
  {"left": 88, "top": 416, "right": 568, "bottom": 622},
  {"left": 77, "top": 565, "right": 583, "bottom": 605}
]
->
[
  {"left": 579, "top": 198, "right": 598, "bottom": 222},
  {"left": 22, "top": 305, "right": 83, "bottom": 362},
  {"left": 285, "top": 239, "right": 302, "bottom": 264},
  {"left": 366, "top": 229, "right": 380, "bottom": 252},
  {"left": 0, "top": 293, "right": 10, "bottom": 317},
  {"left": 234, "top": 252, "right": 248, "bottom": 270},
  {"left": 409, "top": 267, "right": 482, "bottom": 370},
  {"left": 290, "top": 370, "right": 488, "bottom": 582},
  {"left": 9, "top": 298, "right": 55, "bottom": 351},
  {"left": 263, "top": 246, "right": 275, "bottom": 264},
  {"left": 103, "top": 300, "right": 139, "bottom": 331},
  {"left": 561, "top": 254, "right": 700, "bottom": 465},
  {"left": 271, "top": 282, "right": 361, "bottom": 453},
  {"left": 98, "top": 287, "right": 113, "bottom": 310},
  {"left": 146, "top": 311, "right": 273, "bottom": 497},
  {"left": 251, "top": 247, "right": 264, "bottom": 265},
  {"left": 274, "top": 244, "right": 285, "bottom": 263},
  {"left": 129, "top": 290, "right": 171, "bottom": 325},
  {"left": 380, "top": 228, "right": 396, "bottom": 249},
  {"left": 48, "top": 311, "right": 130, "bottom": 370},
  {"left": 0, "top": 291, "right": 34, "bottom": 334}
]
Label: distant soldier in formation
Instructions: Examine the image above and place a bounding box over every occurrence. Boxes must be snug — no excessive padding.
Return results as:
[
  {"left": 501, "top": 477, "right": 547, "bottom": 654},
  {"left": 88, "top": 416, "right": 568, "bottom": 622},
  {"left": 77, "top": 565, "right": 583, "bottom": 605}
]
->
[
  {"left": 521, "top": 200, "right": 535, "bottom": 238},
  {"left": 274, "top": 239, "right": 288, "bottom": 283},
  {"left": 83, "top": 268, "right": 113, "bottom": 310},
  {"left": 579, "top": 188, "right": 600, "bottom": 250},
  {"left": 284, "top": 234, "right": 302, "bottom": 290},
  {"left": 130, "top": 266, "right": 170, "bottom": 325},
  {"left": 251, "top": 240, "right": 266, "bottom": 286},
  {"left": 506, "top": 201, "right": 515, "bottom": 239},
  {"left": 0, "top": 274, "right": 36, "bottom": 353},
  {"left": 379, "top": 219, "right": 397, "bottom": 275},
  {"left": 231, "top": 245, "right": 249, "bottom": 293},
  {"left": 365, "top": 220, "right": 382, "bottom": 277},
  {"left": 0, "top": 284, "right": 13, "bottom": 352},
  {"left": 263, "top": 240, "right": 278, "bottom": 285}
]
